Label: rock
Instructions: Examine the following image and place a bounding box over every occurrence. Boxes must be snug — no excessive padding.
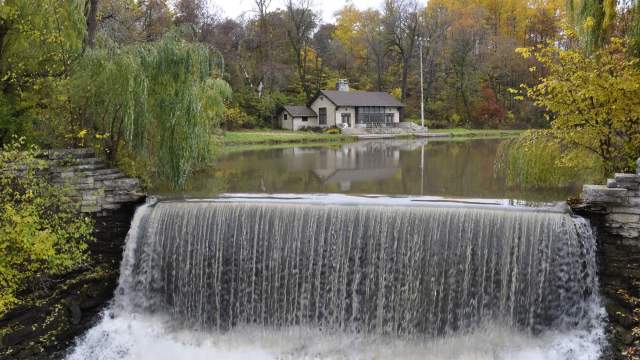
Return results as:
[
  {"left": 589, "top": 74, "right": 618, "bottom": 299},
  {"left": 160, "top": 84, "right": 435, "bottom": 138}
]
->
[
  {"left": 45, "top": 149, "right": 95, "bottom": 160},
  {"left": 636, "top": 158, "right": 640, "bottom": 175},
  {"left": 615, "top": 173, "right": 639, "bottom": 182},
  {"left": 607, "top": 213, "right": 640, "bottom": 224},
  {"left": 2, "top": 325, "right": 34, "bottom": 347},
  {"left": 614, "top": 173, "right": 640, "bottom": 190},
  {"left": 67, "top": 302, "right": 82, "bottom": 325},
  {"left": 609, "top": 206, "right": 640, "bottom": 215},
  {"left": 608, "top": 179, "right": 619, "bottom": 188},
  {"left": 621, "top": 329, "right": 635, "bottom": 345},
  {"left": 582, "top": 185, "right": 629, "bottom": 204}
]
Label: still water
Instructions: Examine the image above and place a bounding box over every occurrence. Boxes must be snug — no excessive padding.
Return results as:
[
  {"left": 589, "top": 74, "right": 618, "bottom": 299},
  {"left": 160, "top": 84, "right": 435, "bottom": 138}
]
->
[{"left": 178, "top": 138, "right": 580, "bottom": 202}]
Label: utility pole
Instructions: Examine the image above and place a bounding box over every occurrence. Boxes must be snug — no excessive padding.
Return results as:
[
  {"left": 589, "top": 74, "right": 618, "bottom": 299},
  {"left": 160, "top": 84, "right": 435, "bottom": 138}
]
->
[{"left": 419, "top": 39, "right": 425, "bottom": 130}]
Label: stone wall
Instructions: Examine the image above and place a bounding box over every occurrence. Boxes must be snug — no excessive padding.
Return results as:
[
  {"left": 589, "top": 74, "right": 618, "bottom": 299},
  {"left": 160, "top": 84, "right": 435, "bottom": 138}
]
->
[
  {"left": 0, "top": 149, "right": 145, "bottom": 360},
  {"left": 572, "top": 159, "right": 640, "bottom": 358},
  {"left": 44, "top": 148, "right": 143, "bottom": 213}
]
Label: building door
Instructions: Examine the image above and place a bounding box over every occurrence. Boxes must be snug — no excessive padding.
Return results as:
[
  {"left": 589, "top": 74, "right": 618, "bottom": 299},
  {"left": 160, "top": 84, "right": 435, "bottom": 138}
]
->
[
  {"left": 385, "top": 113, "right": 394, "bottom": 125},
  {"left": 341, "top": 113, "right": 351, "bottom": 127}
]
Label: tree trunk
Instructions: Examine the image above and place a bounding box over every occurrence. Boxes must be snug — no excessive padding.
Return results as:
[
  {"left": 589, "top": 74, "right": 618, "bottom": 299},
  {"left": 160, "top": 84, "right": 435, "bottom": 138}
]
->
[
  {"left": 86, "top": 0, "right": 99, "bottom": 49},
  {"left": 401, "top": 55, "right": 410, "bottom": 102}
]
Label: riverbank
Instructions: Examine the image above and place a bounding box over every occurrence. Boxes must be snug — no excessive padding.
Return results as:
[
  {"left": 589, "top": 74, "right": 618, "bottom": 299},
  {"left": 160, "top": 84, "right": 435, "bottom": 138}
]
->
[
  {"left": 429, "top": 128, "right": 524, "bottom": 138},
  {"left": 223, "top": 130, "right": 356, "bottom": 146},
  {"left": 223, "top": 128, "right": 523, "bottom": 147}
]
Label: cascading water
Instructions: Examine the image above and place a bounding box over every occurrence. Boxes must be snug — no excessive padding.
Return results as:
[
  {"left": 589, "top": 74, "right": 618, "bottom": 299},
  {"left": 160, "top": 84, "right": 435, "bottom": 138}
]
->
[{"left": 67, "top": 197, "right": 606, "bottom": 360}]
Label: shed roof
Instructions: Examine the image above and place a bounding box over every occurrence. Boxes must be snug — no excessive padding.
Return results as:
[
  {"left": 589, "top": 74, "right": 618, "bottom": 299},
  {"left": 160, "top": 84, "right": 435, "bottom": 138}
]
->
[
  {"left": 282, "top": 105, "right": 317, "bottom": 117},
  {"left": 316, "top": 90, "right": 405, "bottom": 107}
]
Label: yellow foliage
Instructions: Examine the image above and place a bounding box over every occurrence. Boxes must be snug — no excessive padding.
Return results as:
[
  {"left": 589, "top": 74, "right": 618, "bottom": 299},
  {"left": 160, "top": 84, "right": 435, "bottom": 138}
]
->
[
  {"left": 0, "top": 138, "right": 93, "bottom": 314},
  {"left": 519, "top": 39, "right": 640, "bottom": 174}
]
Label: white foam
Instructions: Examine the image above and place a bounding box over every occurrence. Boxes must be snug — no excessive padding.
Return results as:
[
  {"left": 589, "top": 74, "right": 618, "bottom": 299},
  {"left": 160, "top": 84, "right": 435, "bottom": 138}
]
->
[{"left": 67, "top": 310, "right": 605, "bottom": 360}]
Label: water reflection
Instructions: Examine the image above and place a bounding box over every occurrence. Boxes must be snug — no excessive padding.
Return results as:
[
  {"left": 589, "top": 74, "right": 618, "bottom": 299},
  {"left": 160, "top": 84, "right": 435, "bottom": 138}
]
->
[
  {"left": 178, "top": 139, "right": 579, "bottom": 202},
  {"left": 312, "top": 141, "right": 407, "bottom": 191}
]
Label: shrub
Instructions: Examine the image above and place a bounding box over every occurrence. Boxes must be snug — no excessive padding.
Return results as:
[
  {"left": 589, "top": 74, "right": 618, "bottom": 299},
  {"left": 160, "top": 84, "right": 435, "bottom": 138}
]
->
[
  {"left": 425, "top": 119, "right": 450, "bottom": 129},
  {"left": 298, "top": 126, "right": 324, "bottom": 133},
  {"left": 494, "top": 130, "right": 603, "bottom": 189},
  {"left": 222, "top": 106, "right": 257, "bottom": 130},
  {"left": 0, "top": 138, "right": 93, "bottom": 315},
  {"left": 323, "top": 127, "right": 341, "bottom": 135}
]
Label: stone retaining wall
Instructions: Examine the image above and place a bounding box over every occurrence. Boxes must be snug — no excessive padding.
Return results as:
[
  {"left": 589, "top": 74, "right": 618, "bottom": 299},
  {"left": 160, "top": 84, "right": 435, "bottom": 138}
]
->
[
  {"left": 573, "top": 159, "right": 640, "bottom": 358},
  {"left": 0, "top": 149, "right": 145, "bottom": 359},
  {"left": 43, "top": 148, "right": 143, "bottom": 213}
]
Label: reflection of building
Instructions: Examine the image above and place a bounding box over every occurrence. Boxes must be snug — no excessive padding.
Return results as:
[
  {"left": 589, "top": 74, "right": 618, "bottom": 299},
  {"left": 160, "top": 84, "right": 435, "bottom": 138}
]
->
[{"left": 312, "top": 141, "right": 404, "bottom": 191}]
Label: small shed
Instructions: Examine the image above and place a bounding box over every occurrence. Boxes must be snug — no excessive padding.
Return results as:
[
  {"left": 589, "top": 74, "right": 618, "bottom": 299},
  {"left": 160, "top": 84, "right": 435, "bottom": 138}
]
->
[{"left": 278, "top": 105, "right": 318, "bottom": 130}]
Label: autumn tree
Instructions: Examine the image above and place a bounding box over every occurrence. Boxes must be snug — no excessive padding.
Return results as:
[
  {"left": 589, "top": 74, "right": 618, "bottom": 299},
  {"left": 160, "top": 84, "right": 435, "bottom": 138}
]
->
[
  {"left": 0, "top": 0, "right": 86, "bottom": 145},
  {"left": 140, "top": 0, "right": 173, "bottom": 41},
  {"left": 420, "top": 2, "right": 451, "bottom": 111},
  {"left": 383, "top": 0, "right": 420, "bottom": 101},
  {"left": 521, "top": 39, "right": 640, "bottom": 173},
  {"left": 284, "top": 0, "right": 319, "bottom": 99},
  {"left": 253, "top": 0, "right": 272, "bottom": 89},
  {"left": 446, "top": 5, "right": 486, "bottom": 124}
]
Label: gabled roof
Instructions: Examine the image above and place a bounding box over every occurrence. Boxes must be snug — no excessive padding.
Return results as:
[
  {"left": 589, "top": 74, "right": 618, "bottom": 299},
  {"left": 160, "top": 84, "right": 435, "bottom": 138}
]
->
[
  {"left": 313, "top": 90, "right": 405, "bottom": 107},
  {"left": 281, "top": 105, "right": 317, "bottom": 117}
]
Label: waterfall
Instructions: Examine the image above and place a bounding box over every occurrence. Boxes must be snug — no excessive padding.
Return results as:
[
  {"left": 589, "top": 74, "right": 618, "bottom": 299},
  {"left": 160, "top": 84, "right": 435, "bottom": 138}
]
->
[{"left": 114, "top": 199, "right": 599, "bottom": 338}]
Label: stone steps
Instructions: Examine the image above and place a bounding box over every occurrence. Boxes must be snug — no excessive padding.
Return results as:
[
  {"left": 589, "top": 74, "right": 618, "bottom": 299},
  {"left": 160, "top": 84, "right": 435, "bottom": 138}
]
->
[
  {"left": 580, "top": 158, "right": 640, "bottom": 238},
  {"left": 37, "top": 149, "right": 144, "bottom": 213}
]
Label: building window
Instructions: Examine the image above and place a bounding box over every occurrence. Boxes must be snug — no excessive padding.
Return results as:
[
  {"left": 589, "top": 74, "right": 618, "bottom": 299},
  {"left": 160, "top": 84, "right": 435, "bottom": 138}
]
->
[
  {"left": 341, "top": 113, "right": 351, "bottom": 126},
  {"left": 283, "top": 113, "right": 288, "bottom": 120},
  {"left": 357, "top": 106, "right": 386, "bottom": 124},
  {"left": 319, "top": 108, "right": 327, "bottom": 125},
  {"left": 302, "top": 117, "right": 308, "bottom": 122},
  {"left": 385, "top": 113, "right": 394, "bottom": 123}
]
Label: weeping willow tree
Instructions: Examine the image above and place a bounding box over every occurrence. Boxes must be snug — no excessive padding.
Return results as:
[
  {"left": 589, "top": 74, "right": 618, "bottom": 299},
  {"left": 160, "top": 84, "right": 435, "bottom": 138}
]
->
[
  {"left": 567, "top": 0, "right": 640, "bottom": 55},
  {"left": 630, "top": 1, "right": 640, "bottom": 55},
  {"left": 70, "top": 34, "right": 231, "bottom": 189}
]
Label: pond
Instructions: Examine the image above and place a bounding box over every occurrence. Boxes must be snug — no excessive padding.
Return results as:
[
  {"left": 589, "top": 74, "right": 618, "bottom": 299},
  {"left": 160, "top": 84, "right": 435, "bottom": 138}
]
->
[{"left": 172, "top": 138, "right": 581, "bottom": 202}]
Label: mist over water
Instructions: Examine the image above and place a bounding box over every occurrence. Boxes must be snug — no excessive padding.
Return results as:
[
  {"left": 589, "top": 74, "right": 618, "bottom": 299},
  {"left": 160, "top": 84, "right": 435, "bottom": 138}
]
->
[
  {"left": 67, "top": 313, "right": 605, "bottom": 360},
  {"left": 67, "top": 199, "right": 606, "bottom": 359}
]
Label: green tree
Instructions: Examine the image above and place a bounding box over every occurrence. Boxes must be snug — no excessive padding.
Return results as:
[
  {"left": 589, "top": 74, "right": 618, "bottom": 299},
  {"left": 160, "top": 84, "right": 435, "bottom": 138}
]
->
[
  {"left": 0, "top": 0, "right": 86, "bottom": 144},
  {"left": 567, "top": 0, "right": 618, "bottom": 54},
  {"left": 0, "top": 139, "right": 93, "bottom": 314},
  {"left": 70, "top": 34, "right": 232, "bottom": 189},
  {"left": 519, "top": 39, "right": 640, "bottom": 174}
]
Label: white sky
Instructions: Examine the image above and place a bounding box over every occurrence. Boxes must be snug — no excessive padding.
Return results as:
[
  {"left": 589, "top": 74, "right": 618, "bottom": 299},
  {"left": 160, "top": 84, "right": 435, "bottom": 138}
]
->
[{"left": 213, "top": 0, "right": 426, "bottom": 24}]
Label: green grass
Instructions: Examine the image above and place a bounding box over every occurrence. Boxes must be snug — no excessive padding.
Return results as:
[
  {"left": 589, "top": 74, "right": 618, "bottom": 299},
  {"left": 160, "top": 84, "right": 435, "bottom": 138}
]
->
[
  {"left": 223, "top": 142, "right": 344, "bottom": 154},
  {"left": 223, "top": 129, "right": 522, "bottom": 149},
  {"left": 430, "top": 128, "right": 525, "bottom": 138},
  {"left": 224, "top": 130, "right": 356, "bottom": 146}
]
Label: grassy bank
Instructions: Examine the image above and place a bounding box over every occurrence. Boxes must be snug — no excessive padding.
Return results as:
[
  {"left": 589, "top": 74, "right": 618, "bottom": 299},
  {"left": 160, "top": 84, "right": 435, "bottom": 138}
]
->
[
  {"left": 430, "top": 128, "right": 525, "bottom": 138},
  {"left": 223, "top": 128, "right": 523, "bottom": 149},
  {"left": 224, "top": 130, "right": 356, "bottom": 146}
]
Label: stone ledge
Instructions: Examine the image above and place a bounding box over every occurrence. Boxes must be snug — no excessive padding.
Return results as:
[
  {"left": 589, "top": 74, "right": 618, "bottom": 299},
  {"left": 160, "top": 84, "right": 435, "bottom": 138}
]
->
[
  {"left": 574, "top": 158, "right": 640, "bottom": 359},
  {"left": 582, "top": 185, "right": 630, "bottom": 205},
  {"left": 38, "top": 149, "right": 145, "bottom": 214}
]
